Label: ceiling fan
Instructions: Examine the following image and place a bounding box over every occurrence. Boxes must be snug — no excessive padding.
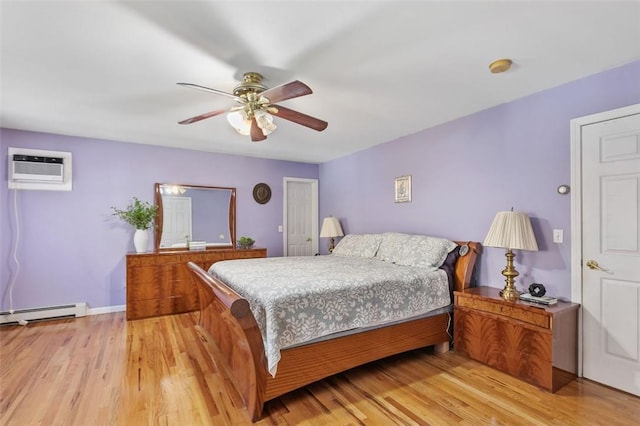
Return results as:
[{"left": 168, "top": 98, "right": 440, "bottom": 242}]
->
[{"left": 177, "top": 72, "right": 328, "bottom": 142}]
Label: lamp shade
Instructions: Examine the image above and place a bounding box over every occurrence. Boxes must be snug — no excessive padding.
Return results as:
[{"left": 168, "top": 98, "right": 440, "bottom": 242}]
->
[
  {"left": 226, "top": 110, "right": 251, "bottom": 135},
  {"left": 320, "top": 217, "right": 344, "bottom": 238},
  {"left": 227, "top": 110, "right": 276, "bottom": 136},
  {"left": 483, "top": 211, "right": 538, "bottom": 251}
]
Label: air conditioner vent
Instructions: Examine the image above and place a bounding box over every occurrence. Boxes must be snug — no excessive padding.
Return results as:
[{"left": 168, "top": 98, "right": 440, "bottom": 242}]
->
[
  {"left": 12, "top": 154, "right": 65, "bottom": 181},
  {"left": 8, "top": 147, "right": 72, "bottom": 191}
]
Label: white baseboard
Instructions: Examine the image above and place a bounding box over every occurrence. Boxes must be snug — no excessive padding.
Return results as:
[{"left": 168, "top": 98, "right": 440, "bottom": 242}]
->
[{"left": 87, "top": 305, "right": 126, "bottom": 316}]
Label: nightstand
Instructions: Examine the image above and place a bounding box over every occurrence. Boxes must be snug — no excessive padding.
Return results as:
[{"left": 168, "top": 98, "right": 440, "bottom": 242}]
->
[{"left": 453, "top": 286, "right": 579, "bottom": 392}]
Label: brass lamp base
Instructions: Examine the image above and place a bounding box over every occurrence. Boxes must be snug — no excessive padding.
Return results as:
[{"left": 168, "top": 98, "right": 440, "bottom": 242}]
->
[
  {"left": 500, "top": 249, "right": 521, "bottom": 301},
  {"left": 328, "top": 237, "right": 336, "bottom": 253},
  {"left": 500, "top": 286, "right": 521, "bottom": 301}
]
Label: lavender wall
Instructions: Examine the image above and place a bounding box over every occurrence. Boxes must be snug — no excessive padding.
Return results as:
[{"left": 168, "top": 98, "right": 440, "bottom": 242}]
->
[
  {"left": 319, "top": 61, "right": 640, "bottom": 299},
  {"left": 2, "top": 62, "right": 638, "bottom": 311},
  {"left": 0, "top": 131, "right": 317, "bottom": 311}
]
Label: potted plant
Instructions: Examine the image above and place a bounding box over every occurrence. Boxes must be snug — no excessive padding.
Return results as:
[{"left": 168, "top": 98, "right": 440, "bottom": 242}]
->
[
  {"left": 237, "top": 236, "right": 255, "bottom": 249},
  {"left": 112, "top": 197, "right": 158, "bottom": 253}
]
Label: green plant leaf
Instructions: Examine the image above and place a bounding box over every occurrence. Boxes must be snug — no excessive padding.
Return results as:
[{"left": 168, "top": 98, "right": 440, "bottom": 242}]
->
[{"left": 111, "top": 197, "right": 158, "bottom": 230}]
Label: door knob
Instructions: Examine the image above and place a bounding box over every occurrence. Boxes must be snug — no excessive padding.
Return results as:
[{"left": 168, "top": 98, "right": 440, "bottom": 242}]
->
[
  {"left": 586, "top": 259, "right": 610, "bottom": 273},
  {"left": 306, "top": 237, "right": 312, "bottom": 242}
]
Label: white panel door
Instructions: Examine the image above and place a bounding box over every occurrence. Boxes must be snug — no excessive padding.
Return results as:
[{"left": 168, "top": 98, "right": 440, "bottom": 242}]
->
[
  {"left": 160, "top": 196, "right": 192, "bottom": 248},
  {"left": 582, "top": 110, "right": 640, "bottom": 396},
  {"left": 284, "top": 179, "right": 318, "bottom": 256}
]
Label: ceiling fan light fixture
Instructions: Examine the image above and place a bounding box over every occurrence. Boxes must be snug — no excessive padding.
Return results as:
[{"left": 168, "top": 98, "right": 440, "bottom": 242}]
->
[
  {"left": 179, "top": 71, "right": 327, "bottom": 141},
  {"left": 227, "top": 110, "right": 251, "bottom": 135},
  {"left": 226, "top": 109, "right": 276, "bottom": 136},
  {"left": 254, "top": 110, "right": 276, "bottom": 135}
]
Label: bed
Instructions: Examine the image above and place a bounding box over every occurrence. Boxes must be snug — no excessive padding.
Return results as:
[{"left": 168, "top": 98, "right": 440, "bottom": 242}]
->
[{"left": 187, "top": 233, "right": 481, "bottom": 421}]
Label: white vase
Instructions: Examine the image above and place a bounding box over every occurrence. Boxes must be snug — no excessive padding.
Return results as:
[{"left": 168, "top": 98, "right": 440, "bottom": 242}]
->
[{"left": 133, "top": 229, "right": 149, "bottom": 253}]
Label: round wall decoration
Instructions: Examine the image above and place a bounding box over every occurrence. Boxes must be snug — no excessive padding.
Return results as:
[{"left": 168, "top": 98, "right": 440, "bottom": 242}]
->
[{"left": 253, "top": 183, "right": 272, "bottom": 204}]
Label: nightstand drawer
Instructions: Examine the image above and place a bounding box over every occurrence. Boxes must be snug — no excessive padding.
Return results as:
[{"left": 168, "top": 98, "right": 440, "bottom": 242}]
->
[{"left": 456, "top": 295, "right": 550, "bottom": 329}]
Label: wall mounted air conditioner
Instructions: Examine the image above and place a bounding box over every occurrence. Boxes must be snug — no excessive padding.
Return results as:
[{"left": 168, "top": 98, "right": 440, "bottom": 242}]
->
[{"left": 8, "top": 147, "right": 72, "bottom": 191}]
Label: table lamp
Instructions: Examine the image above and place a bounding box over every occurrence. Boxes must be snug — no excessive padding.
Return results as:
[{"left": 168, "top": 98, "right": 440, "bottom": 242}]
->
[
  {"left": 483, "top": 209, "right": 539, "bottom": 301},
  {"left": 319, "top": 217, "right": 344, "bottom": 253}
]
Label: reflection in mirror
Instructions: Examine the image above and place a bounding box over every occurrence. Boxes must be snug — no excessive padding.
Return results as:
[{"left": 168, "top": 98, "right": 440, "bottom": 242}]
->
[{"left": 154, "top": 183, "right": 236, "bottom": 251}]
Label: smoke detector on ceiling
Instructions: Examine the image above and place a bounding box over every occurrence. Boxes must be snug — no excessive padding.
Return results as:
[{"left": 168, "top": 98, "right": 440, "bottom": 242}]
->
[{"left": 489, "top": 58, "right": 513, "bottom": 74}]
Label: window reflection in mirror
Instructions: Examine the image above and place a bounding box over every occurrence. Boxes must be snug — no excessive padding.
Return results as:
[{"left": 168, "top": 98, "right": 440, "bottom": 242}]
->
[{"left": 154, "top": 183, "right": 236, "bottom": 251}]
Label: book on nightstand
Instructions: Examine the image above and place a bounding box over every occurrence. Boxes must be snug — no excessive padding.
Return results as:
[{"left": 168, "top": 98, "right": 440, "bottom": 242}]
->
[{"left": 519, "top": 293, "right": 558, "bottom": 306}]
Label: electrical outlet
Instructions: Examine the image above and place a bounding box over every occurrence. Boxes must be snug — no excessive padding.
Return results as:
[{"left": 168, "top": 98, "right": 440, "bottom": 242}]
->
[{"left": 553, "top": 229, "right": 563, "bottom": 243}]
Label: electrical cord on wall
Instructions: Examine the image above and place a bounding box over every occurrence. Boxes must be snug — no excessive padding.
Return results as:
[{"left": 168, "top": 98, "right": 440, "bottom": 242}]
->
[{"left": 6, "top": 189, "right": 27, "bottom": 326}]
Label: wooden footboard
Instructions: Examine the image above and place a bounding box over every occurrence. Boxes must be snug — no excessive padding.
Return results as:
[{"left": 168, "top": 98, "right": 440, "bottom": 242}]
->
[
  {"left": 188, "top": 241, "right": 481, "bottom": 421},
  {"left": 188, "top": 263, "right": 268, "bottom": 418}
]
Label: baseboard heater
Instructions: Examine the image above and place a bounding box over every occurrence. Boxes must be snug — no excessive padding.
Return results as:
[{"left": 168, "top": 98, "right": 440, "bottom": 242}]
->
[{"left": 0, "top": 303, "right": 87, "bottom": 325}]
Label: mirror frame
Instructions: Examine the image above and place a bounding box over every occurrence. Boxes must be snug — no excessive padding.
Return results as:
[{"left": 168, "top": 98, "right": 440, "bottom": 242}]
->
[{"left": 154, "top": 183, "right": 236, "bottom": 251}]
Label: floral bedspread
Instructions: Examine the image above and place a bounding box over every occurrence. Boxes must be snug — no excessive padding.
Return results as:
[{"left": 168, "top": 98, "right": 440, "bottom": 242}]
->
[{"left": 208, "top": 255, "right": 450, "bottom": 376}]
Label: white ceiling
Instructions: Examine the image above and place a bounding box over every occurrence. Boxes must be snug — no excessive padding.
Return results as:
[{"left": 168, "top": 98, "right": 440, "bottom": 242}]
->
[{"left": 1, "top": 1, "right": 639, "bottom": 164}]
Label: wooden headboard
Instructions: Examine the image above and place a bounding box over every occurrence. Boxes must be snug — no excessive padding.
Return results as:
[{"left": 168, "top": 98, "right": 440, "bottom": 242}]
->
[{"left": 452, "top": 241, "right": 482, "bottom": 292}]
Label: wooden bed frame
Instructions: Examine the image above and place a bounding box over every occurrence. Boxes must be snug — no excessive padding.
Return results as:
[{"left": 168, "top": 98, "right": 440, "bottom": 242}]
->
[{"left": 187, "top": 241, "right": 482, "bottom": 421}]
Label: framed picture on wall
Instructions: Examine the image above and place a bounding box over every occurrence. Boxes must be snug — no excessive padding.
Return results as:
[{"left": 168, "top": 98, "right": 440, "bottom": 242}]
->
[{"left": 394, "top": 175, "right": 411, "bottom": 203}]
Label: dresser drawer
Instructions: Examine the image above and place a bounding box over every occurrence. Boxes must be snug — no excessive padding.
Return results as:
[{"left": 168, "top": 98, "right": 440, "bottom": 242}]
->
[
  {"left": 126, "top": 297, "right": 190, "bottom": 320},
  {"left": 456, "top": 295, "right": 550, "bottom": 329}
]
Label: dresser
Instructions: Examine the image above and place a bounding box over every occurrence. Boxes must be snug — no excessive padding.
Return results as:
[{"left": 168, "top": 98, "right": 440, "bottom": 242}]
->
[
  {"left": 454, "top": 286, "right": 579, "bottom": 392},
  {"left": 126, "top": 248, "right": 267, "bottom": 320}
]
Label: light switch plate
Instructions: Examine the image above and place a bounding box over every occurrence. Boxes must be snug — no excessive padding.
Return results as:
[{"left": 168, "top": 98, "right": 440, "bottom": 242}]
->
[{"left": 553, "top": 229, "right": 563, "bottom": 243}]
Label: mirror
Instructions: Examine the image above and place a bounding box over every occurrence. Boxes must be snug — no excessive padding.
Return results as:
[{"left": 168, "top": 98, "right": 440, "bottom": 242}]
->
[{"left": 154, "top": 183, "right": 236, "bottom": 251}]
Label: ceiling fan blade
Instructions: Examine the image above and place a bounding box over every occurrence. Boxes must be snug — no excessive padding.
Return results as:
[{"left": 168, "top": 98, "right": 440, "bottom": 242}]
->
[
  {"left": 260, "top": 80, "right": 313, "bottom": 103},
  {"left": 177, "top": 82, "right": 243, "bottom": 102},
  {"left": 271, "top": 105, "right": 328, "bottom": 132},
  {"left": 250, "top": 117, "right": 267, "bottom": 142},
  {"left": 178, "top": 108, "right": 227, "bottom": 125}
]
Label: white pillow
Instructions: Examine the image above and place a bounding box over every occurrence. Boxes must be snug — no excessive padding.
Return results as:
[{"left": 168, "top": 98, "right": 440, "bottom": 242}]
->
[
  {"left": 376, "top": 232, "right": 410, "bottom": 263},
  {"left": 377, "top": 232, "right": 457, "bottom": 268},
  {"left": 331, "top": 234, "right": 382, "bottom": 258}
]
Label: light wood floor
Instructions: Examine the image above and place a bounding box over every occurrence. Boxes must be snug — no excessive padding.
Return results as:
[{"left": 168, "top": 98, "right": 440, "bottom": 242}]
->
[{"left": 1, "top": 312, "right": 638, "bottom": 425}]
